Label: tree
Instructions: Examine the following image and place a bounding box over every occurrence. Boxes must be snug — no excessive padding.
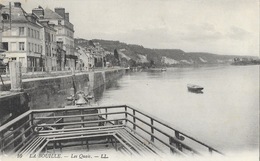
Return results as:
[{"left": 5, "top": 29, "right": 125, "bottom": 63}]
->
[
  {"left": 150, "top": 60, "right": 155, "bottom": 67},
  {"left": 114, "top": 49, "right": 119, "bottom": 60},
  {"left": 128, "top": 59, "right": 136, "bottom": 67}
]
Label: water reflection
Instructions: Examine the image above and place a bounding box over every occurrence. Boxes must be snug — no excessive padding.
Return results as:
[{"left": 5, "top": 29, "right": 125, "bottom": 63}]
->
[
  {"left": 187, "top": 89, "right": 204, "bottom": 94},
  {"left": 93, "top": 79, "right": 121, "bottom": 102}
]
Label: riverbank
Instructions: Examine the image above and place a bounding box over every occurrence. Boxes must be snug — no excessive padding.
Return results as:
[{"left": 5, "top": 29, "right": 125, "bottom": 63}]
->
[{"left": 0, "top": 68, "right": 127, "bottom": 125}]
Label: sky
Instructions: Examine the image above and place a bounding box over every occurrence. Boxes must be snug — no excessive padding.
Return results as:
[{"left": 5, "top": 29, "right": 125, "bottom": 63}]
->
[{"left": 1, "top": 0, "right": 259, "bottom": 56}]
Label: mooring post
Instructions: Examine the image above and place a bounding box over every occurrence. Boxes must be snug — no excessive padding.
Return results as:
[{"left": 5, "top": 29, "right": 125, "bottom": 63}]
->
[{"left": 9, "top": 61, "right": 22, "bottom": 92}]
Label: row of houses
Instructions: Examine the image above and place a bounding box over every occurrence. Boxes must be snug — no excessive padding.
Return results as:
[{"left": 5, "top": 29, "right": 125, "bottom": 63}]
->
[
  {"left": 74, "top": 39, "right": 108, "bottom": 71},
  {"left": 0, "top": 2, "right": 78, "bottom": 72}
]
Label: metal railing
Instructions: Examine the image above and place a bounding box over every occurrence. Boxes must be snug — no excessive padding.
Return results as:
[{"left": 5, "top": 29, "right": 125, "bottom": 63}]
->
[{"left": 0, "top": 105, "right": 223, "bottom": 156}]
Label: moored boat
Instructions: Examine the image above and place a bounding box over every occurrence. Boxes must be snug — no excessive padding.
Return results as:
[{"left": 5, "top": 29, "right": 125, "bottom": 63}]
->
[{"left": 187, "top": 84, "right": 204, "bottom": 92}]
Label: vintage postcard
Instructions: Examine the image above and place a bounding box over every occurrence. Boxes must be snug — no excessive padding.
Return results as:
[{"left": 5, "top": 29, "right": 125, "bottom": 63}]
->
[{"left": 0, "top": 0, "right": 259, "bottom": 161}]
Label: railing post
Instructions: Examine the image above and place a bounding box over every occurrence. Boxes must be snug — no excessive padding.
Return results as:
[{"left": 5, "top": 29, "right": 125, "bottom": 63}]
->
[
  {"left": 209, "top": 147, "right": 213, "bottom": 154},
  {"left": 133, "top": 110, "right": 136, "bottom": 130},
  {"left": 174, "top": 131, "right": 183, "bottom": 151},
  {"left": 150, "top": 118, "right": 154, "bottom": 142},
  {"left": 124, "top": 106, "right": 127, "bottom": 125},
  {"left": 105, "top": 108, "right": 108, "bottom": 125},
  {"left": 0, "top": 131, "right": 3, "bottom": 154},
  {"left": 169, "top": 137, "right": 175, "bottom": 153},
  {"left": 29, "top": 113, "right": 34, "bottom": 128},
  {"left": 105, "top": 108, "right": 108, "bottom": 120},
  {"left": 81, "top": 109, "right": 84, "bottom": 127}
]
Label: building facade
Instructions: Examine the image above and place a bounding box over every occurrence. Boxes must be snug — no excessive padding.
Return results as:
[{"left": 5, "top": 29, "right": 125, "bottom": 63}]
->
[
  {"left": 32, "top": 6, "right": 58, "bottom": 71},
  {"left": 2, "top": 2, "right": 43, "bottom": 72},
  {"left": 43, "top": 7, "right": 76, "bottom": 70}
]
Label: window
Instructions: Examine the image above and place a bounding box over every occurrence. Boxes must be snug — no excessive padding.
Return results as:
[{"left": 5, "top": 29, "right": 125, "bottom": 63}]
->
[
  {"left": 58, "top": 29, "right": 62, "bottom": 34},
  {"left": 34, "top": 30, "right": 36, "bottom": 39},
  {"left": 39, "top": 45, "right": 42, "bottom": 53},
  {"left": 32, "top": 29, "right": 34, "bottom": 38},
  {"left": 2, "top": 13, "right": 10, "bottom": 20},
  {"left": 19, "top": 42, "right": 25, "bottom": 51},
  {"left": 19, "top": 27, "right": 24, "bottom": 36},
  {"left": 2, "top": 42, "right": 8, "bottom": 50},
  {"left": 31, "top": 29, "right": 33, "bottom": 37},
  {"left": 35, "top": 44, "right": 37, "bottom": 52},
  {"left": 28, "top": 28, "right": 30, "bottom": 36},
  {"left": 28, "top": 43, "right": 31, "bottom": 51}
]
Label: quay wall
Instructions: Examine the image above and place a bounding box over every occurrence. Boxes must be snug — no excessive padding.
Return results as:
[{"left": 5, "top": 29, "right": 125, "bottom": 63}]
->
[{"left": 0, "top": 69, "right": 126, "bottom": 125}]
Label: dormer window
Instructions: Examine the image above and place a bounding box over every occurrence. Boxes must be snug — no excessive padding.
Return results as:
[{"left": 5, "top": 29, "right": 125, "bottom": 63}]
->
[{"left": 2, "top": 12, "right": 10, "bottom": 20}]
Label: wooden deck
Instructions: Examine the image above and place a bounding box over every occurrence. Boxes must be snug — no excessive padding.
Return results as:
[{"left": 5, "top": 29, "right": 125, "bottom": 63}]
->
[
  {"left": 0, "top": 105, "right": 223, "bottom": 157},
  {"left": 15, "top": 124, "right": 160, "bottom": 157}
]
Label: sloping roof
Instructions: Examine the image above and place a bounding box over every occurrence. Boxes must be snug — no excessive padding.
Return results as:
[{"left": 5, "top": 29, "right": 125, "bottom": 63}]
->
[
  {"left": 44, "top": 8, "right": 63, "bottom": 19},
  {"left": 2, "top": 5, "right": 28, "bottom": 22}
]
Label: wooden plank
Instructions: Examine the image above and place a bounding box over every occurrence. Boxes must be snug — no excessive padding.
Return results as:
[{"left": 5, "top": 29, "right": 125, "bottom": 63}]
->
[
  {"left": 42, "top": 129, "right": 120, "bottom": 139},
  {"left": 34, "top": 111, "right": 125, "bottom": 120},
  {"left": 19, "top": 137, "right": 44, "bottom": 155},
  {"left": 31, "top": 105, "right": 126, "bottom": 113},
  {"left": 22, "top": 137, "right": 46, "bottom": 155},
  {"left": 35, "top": 140, "right": 50, "bottom": 155},
  {"left": 115, "top": 132, "right": 141, "bottom": 155},
  {"left": 48, "top": 133, "right": 114, "bottom": 142},
  {"left": 36, "top": 118, "right": 126, "bottom": 127},
  {"left": 112, "top": 134, "right": 136, "bottom": 155},
  {"left": 118, "top": 129, "right": 156, "bottom": 154},
  {"left": 124, "top": 126, "right": 162, "bottom": 154},
  {"left": 38, "top": 125, "right": 124, "bottom": 134}
]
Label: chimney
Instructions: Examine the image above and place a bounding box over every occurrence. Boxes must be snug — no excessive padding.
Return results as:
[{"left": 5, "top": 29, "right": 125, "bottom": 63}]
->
[
  {"left": 14, "top": 2, "right": 21, "bottom": 8},
  {"left": 54, "top": 8, "right": 65, "bottom": 19},
  {"left": 32, "top": 6, "right": 44, "bottom": 18},
  {"left": 65, "top": 13, "right": 69, "bottom": 22}
]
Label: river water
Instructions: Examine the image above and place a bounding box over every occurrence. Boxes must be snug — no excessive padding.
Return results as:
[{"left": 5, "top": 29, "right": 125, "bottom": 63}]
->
[{"left": 95, "top": 65, "right": 259, "bottom": 155}]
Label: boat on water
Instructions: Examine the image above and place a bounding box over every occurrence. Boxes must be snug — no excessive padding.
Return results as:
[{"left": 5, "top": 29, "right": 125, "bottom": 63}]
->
[{"left": 187, "top": 84, "right": 204, "bottom": 92}]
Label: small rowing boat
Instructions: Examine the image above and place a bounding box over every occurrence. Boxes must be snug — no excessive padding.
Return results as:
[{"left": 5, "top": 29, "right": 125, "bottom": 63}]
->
[{"left": 187, "top": 84, "right": 204, "bottom": 92}]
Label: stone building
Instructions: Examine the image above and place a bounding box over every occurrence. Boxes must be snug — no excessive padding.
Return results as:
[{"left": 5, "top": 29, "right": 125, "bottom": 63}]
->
[
  {"left": 32, "top": 6, "right": 57, "bottom": 71},
  {"left": 1, "top": 2, "right": 43, "bottom": 72},
  {"left": 42, "top": 7, "right": 76, "bottom": 70}
]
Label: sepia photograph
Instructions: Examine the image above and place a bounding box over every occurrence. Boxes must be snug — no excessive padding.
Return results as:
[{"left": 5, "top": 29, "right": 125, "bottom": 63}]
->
[{"left": 0, "top": 0, "right": 259, "bottom": 160}]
